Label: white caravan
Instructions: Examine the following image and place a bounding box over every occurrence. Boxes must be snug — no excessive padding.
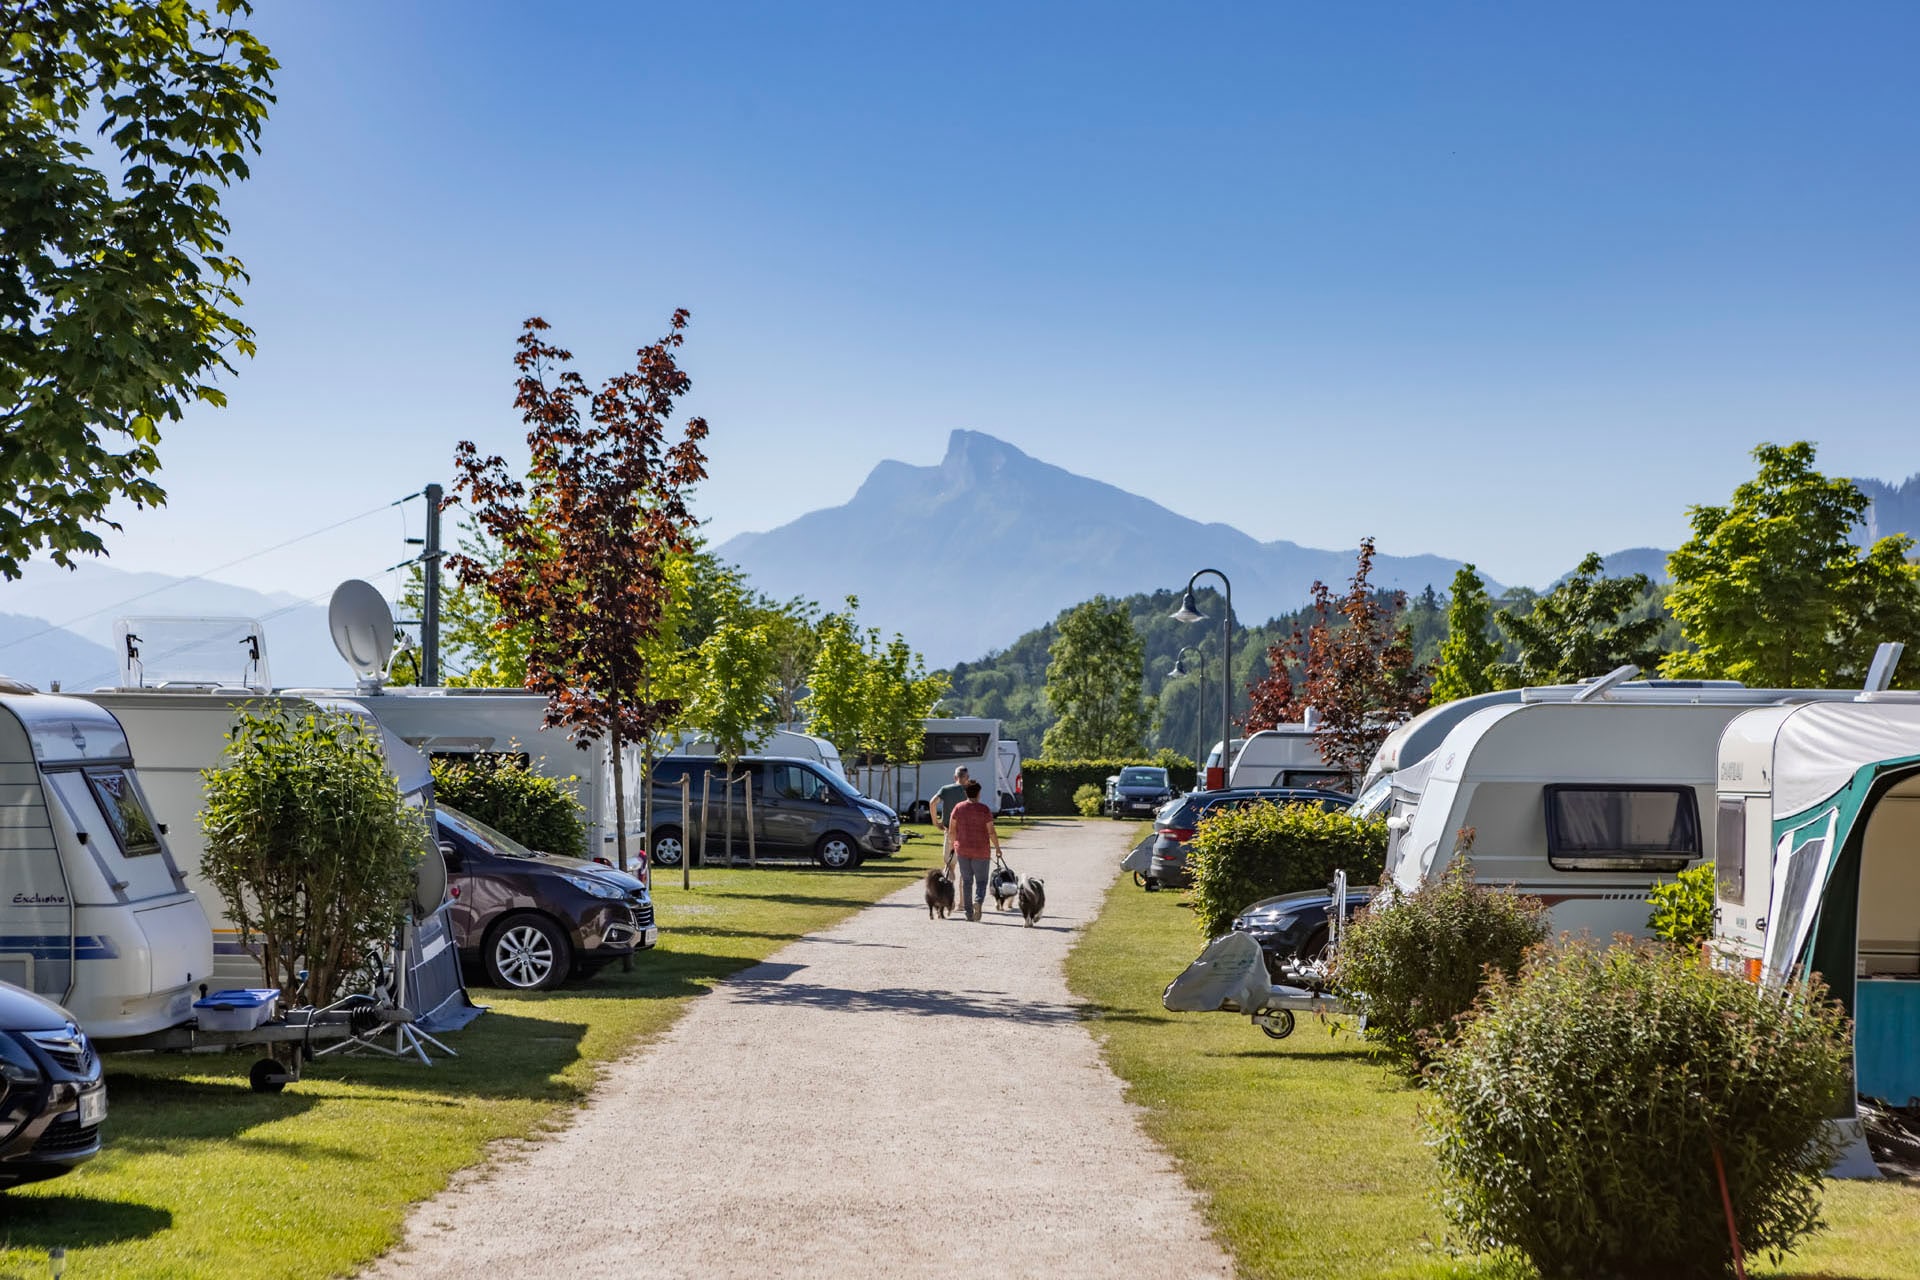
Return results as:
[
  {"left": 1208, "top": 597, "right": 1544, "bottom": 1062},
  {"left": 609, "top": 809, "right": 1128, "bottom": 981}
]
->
[
  {"left": 1385, "top": 681, "right": 1876, "bottom": 941},
  {"left": 855, "top": 717, "right": 1003, "bottom": 820},
  {"left": 80, "top": 690, "right": 443, "bottom": 988},
  {"left": 1226, "top": 726, "right": 1350, "bottom": 792},
  {"left": 0, "top": 685, "right": 213, "bottom": 1040},
  {"left": 1712, "top": 689, "right": 1920, "bottom": 1175}
]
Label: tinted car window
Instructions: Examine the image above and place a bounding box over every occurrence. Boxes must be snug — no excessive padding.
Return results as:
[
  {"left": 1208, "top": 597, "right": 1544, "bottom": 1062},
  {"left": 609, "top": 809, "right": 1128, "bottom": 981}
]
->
[{"left": 767, "top": 762, "right": 833, "bottom": 802}]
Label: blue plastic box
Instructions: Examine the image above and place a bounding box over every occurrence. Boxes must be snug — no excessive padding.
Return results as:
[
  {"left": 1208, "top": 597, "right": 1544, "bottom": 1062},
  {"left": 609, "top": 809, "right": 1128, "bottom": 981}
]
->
[{"left": 193, "top": 988, "right": 280, "bottom": 1032}]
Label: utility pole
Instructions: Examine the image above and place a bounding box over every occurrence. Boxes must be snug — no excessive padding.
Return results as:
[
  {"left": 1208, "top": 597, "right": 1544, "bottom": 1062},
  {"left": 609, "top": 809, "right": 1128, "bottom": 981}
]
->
[{"left": 422, "top": 482, "right": 443, "bottom": 686}]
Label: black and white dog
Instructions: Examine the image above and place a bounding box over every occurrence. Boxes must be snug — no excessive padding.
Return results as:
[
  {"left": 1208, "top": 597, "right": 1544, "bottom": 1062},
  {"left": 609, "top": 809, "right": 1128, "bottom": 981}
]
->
[
  {"left": 989, "top": 861, "right": 1021, "bottom": 912},
  {"left": 1017, "top": 876, "right": 1046, "bottom": 927}
]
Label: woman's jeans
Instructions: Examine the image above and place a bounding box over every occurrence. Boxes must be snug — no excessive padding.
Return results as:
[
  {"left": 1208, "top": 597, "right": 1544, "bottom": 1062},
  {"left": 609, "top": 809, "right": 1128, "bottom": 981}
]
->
[{"left": 957, "top": 855, "right": 990, "bottom": 908}]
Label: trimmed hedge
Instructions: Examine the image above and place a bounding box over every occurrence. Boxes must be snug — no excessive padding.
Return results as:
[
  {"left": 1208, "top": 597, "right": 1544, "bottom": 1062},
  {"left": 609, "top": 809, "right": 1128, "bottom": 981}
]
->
[
  {"left": 430, "top": 753, "right": 588, "bottom": 858},
  {"left": 1022, "top": 750, "right": 1197, "bottom": 815},
  {"left": 1186, "top": 801, "right": 1385, "bottom": 938},
  {"left": 1428, "top": 941, "right": 1852, "bottom": 1279}
]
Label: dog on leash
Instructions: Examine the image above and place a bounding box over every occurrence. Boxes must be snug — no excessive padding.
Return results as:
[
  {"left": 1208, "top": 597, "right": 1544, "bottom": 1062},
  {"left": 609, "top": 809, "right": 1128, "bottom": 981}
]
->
[
  {"left": 989, "top": 863, "right": 1021, "bottom": 912},
  {"left": 924, "top": 867, "right": 956, "bottom": 920},
  {"left": 1017, "top": 877, "right": 1046, "bottom": 927}
]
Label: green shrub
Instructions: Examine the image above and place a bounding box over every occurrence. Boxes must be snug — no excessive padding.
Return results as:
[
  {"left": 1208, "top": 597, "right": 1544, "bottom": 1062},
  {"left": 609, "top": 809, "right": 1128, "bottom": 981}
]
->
[
  {"left": 1428, "top": 940, "right": 1853, "bottom": 1280},
  {"left": 1332, "top": 857, "right": 1548, "bottom": 1072},
  {"left": 430, "top": 752, "right": 587, "bottom": 858},
  {"left": 1072, "top": 783, "right": 1106, "bottom": 817},
  {"left": 201, "top": 705, "right": 423, "bottom": 1006},
  {"left": 1187, "top": 802, "right": 1385, "bottom": 938},
  {"left": 1022, "top": 751, "right": 1196, "bottom": 815},
  {"left": 1649, "top": 864, "right": 1717, "bottom": 950}
]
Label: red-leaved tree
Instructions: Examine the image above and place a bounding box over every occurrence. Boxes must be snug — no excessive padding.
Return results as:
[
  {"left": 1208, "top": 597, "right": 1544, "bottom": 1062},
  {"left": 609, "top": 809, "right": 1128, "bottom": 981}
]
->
[
  {"left": 450, "top": 313, "right": 709, "bottom": 870},
  {"left": 1241, "top": 539, "right": 1429, "bottom": 778}
]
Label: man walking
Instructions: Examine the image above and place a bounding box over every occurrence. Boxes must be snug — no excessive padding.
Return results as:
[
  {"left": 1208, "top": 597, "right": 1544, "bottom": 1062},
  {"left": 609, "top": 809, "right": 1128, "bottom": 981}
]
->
[
  {"left": 931, "top": 766, "right": 971, "bottom": 878},
  {"left": 945, "top": 779, "right": 1002, "bottom": 922}
]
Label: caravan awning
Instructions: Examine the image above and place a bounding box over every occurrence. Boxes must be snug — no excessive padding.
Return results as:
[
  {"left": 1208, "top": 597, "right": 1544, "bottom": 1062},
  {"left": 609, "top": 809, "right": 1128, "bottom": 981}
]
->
[{"left": 1773, "top": 702, "right": 1920, "bottom": 820}]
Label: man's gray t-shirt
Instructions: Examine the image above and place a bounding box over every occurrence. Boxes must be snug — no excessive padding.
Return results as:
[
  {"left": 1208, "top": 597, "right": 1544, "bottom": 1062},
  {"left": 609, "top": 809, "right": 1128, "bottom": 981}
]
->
[{"left": 934, "top": 782, "right": 969, "bottom": 827}]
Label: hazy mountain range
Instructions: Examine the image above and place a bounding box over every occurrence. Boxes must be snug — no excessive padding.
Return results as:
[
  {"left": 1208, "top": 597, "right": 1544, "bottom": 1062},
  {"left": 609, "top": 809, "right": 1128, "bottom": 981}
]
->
[{"left": 1, "top": 434, "right": 1915, "bottom": 688}]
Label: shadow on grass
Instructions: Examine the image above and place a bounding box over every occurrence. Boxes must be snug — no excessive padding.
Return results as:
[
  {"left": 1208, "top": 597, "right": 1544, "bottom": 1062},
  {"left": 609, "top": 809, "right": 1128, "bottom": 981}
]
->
[
  {"left": 0, "top": 1192, "right": 172, "bottom": 1248},
  {"left": 95, "top": 1073, "right": 321, "bottom": 1151},
  {"left": 1077, "top": 1002, "right": 1175, "bottom": 1026}
]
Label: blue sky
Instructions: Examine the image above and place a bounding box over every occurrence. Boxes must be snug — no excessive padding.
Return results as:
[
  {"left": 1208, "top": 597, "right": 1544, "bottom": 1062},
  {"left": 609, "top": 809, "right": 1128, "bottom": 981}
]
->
[{"left": 34, "top": 1, "right": 1920, "bottom": 608}]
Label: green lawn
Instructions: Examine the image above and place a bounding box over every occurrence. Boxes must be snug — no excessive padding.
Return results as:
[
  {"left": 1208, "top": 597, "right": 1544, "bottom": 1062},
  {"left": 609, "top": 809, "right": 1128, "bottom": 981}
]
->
[
  {"left": 0, "top": 825, "right": 963, "bottom": 1279},
  {"left": 1065, "top": 847, "right": 1920, "bottom": 1280}
]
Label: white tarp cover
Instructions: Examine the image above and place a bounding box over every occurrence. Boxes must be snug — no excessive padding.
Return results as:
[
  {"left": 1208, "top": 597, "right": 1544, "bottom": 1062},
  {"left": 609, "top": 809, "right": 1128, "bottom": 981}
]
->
[{"left": 1773, "top": 702, "right": 1920, "bottom": 819}]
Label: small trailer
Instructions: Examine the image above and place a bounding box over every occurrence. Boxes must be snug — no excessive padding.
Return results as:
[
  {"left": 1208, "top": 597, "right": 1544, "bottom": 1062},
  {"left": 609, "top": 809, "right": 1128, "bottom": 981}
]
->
[{"left": 1163, "top": 873, "right": 1359, "bottom": 1039}]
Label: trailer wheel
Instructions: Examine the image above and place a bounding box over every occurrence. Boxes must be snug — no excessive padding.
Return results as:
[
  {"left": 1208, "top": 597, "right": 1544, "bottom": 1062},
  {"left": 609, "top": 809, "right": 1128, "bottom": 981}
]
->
[
  {"left": 1258, "top": 1010, "right": 1296, "bottom": 1040},
  {"left": 249, "top": 1057, "right": 289, "bottom": 1094}
]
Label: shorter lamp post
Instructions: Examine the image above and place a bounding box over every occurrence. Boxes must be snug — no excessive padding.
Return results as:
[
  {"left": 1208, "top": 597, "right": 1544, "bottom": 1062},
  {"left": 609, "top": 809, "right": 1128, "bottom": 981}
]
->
[
  {"left": 1171, "top": 569, "right": 1234, "bottom": 786},
  {"left": 1168, "top": 646, "right": 1207, "bottom": 772}
]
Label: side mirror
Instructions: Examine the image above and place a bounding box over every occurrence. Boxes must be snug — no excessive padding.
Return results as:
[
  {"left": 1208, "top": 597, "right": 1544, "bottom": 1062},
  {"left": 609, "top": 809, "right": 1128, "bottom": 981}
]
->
[{"left": 438, "top": 840, "right": 461, "bottom": 868}]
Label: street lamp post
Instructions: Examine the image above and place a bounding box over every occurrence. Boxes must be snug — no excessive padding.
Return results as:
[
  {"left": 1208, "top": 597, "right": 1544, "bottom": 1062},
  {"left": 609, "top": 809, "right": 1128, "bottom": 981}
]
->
[
  {"left": 1169, "top": 645, "right": 1207, "bottom": 771},
  {"left": 1171, "top": 569, "right": 1233, "bottom": 787}
]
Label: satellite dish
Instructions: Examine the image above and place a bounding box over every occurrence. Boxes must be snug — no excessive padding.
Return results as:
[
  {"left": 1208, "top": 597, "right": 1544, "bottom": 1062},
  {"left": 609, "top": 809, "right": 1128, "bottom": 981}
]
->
[{"left": 329, "top": 580, "right": 396, "bottom": 682}]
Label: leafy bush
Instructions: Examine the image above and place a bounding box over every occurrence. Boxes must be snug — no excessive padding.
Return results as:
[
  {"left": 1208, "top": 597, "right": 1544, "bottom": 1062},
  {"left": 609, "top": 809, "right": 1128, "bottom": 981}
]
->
[
  {"left": 1022, "top": 750, "right": 1197, "bottom": 815},
  {"left": 1332, "top": 857, "right": 1548, "bottom": 1071},
  {"left": 1428, "top": 940, "right": 1853, "bottom": 1279},
  {"left": 200, "top": 705, "right": 423, "bottom": 1006},
  {"left": 1187, "top": 802, "right": 1385, "bottom": 938},
  {"left": 430, "top": 752, "right": 587, "bottom": 858},
  {"left": 1649, "top": 864, "right": 1717, "bottom": 950},
  {"left": 1072, "top": 783, "right": 1105, "bottom": 817}
]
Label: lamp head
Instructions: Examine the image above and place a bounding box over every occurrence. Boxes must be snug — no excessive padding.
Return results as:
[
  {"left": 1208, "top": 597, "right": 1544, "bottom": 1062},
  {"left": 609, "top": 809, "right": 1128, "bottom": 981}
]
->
[
  {"left": 1170, "top": 657, "right": 1188, "bottom": 677},
  {"left": 1171, "top": 589, "right": 1205, "bottom": 623}
]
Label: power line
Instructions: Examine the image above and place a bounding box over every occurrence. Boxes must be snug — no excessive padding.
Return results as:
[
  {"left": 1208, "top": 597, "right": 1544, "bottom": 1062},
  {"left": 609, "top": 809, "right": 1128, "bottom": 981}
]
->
[{"left": 0, "top": 492, "right": 423, "bottom": 655}]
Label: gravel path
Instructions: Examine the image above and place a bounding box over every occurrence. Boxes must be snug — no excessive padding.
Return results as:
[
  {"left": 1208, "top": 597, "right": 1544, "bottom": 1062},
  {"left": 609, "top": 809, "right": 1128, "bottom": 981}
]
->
[{"left": 365, "top": 819, "right": 1232, "bottom": 1279}]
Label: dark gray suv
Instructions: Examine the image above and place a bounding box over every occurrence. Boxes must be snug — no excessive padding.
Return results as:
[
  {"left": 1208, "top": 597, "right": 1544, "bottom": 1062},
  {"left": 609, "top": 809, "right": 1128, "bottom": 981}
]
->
[{"left": 645, "top": 756, "right": 900, "bottom": 869}]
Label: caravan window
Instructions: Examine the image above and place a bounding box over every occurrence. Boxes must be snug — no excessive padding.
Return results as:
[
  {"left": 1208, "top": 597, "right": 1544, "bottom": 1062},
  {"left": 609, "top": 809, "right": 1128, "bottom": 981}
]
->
[
  {"left": 46, "top": 767, "right": 163, "bottom": 859},
  {"left": 1714, "top": 798, "right": 1745, "bottom": 905},
  {"left": 923, "top": 732, "right": 989, "bottom": 762},
  {"left": 1544, "top": 785, "right": 1701, "bottom": 873}
]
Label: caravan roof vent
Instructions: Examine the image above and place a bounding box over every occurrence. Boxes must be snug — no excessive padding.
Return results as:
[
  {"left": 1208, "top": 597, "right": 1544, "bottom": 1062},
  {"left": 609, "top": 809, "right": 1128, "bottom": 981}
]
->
[{"left": 115, "top": 617, "right": 271, "bottom": 692}]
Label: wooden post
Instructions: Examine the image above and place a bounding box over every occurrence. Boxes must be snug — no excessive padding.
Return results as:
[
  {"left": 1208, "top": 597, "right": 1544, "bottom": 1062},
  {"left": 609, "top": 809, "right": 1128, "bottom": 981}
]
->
[
  {"left": 724, "top": 771, "right": 735, "bottom": 867},
  {"left": 681, "top": 773, "right": 692, "bottom": 891},
  {"left": 744, "top": 770, "right": 757, "bottom": 867},
  {"left": 698, "top": 769, "right": 711, "bottom": 874}
]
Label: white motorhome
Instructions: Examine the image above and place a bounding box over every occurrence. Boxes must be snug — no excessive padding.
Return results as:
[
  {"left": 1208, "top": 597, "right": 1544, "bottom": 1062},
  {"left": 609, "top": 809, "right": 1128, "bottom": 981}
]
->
[
  {"left": 1712, "top": 692, "right": 1920, "bottom": 1175},
  {"left": 81, "top": 690, "right": 445, "bottom": 989},
  {"left": 996, "top": 738, "right": 1023, "bottom": 814},
  {"left": 856, "top": 717, "right": 1002, "bottom": 820},
  {"left": 0, "top": 684, "right": 214, "bottom": 1040},
  {"left": 1385, "top": 683, "right": 1874, "bottom": 941},
  {"left": 1226, "top": 726, "right": 1349, "bottom": 792}
]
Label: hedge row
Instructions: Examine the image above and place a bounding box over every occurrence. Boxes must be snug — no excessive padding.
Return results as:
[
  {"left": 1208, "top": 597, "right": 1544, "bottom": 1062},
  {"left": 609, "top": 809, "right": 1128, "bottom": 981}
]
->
[{"left": 1022, "top": 751, "right": 1197, "bottom": 815}]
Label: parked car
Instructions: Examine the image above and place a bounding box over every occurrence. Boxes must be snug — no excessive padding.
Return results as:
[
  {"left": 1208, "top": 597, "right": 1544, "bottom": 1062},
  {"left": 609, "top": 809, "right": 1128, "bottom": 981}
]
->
[
  {"left": 1146, "top": 787, "right": 1352, "bottom": 887},
  {"left": 0, "top": 981, "right": 106, "bottom": 1190},
  {"left": 1231, "top": 886, "right": 1377, "bottom": 978},
  {"left": 436, "top": 805, "right": 657, "bottom": 991},
  {"left": 1106, "top": 765, "right": 1175, "bottom": 818},
  {"left": 645, "top": 756, "right": 901, "bottom": 869}
]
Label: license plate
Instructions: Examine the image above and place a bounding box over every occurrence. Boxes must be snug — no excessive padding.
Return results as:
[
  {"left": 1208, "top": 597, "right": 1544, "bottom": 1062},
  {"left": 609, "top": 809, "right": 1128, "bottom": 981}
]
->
[
  {"left": 76, "top": 1086, "right": 106, "bottom": 1128},
  {"left": 642, "top": 926, "right": 659, "bottom": 947}
]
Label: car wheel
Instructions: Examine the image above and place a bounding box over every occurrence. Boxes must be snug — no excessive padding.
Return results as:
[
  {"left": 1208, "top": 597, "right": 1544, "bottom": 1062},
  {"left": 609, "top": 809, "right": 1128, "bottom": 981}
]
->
[
  {"left": 650, "top": 828, "right": 684, "bottom": 867},
  {"left": 484, "top": 913, "right": 573, "bottom": 990},
  {"left": 816, "top": 832, "right": 858, "bottom": 870}
]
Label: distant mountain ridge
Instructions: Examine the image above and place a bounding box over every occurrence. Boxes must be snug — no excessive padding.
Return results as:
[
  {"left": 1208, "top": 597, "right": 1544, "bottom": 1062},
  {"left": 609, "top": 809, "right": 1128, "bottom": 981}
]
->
[{"left": 719, "top": 430, "right": 1482, "bottom": 667}]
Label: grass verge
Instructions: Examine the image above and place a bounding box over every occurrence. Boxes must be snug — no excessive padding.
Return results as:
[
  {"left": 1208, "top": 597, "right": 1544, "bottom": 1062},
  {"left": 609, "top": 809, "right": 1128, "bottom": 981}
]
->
[
  {"left": 1, "top": 825, "right": 968, "bottom": 1278},
  {"left": 1065, "top": 852, "right": 1920, "bottom": 1280}
]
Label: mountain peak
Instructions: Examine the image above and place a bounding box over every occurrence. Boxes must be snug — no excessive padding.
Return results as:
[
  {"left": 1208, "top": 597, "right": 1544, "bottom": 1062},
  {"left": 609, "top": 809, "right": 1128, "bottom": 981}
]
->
[{"left": 940, "top": 430, "right": 1032, "bottom": 483}]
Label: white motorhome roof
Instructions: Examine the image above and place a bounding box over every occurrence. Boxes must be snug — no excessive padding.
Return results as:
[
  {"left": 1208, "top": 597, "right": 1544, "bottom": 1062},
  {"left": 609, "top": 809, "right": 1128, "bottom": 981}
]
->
[{"left": 1765, "top": 701, "right": 1920, "bottom": 819}]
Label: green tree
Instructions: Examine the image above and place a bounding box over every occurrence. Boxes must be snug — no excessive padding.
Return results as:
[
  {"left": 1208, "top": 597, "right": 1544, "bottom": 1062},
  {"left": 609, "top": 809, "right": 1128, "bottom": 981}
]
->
[
  {"left": 1430, "top": 564, "right": 1500, "bottom": 702},
  {"left": 1489, "top": 552, "right": 1667, "bottom": 687},
  {"left": 861, "top": 631, "right": 948, "bottom": 780},
  {"left": 1043, "top": 596, "right": 1147, "bottom": 758},
  {"left": 1664, "top": 441, "right": 1920, "bottom": 688},
  {"left": 685, "top": 620, "right": 775, "bottom": 866},
  {"left": 2, "top": 1, "right": 276, "bottom": 578},
  {"left": 801, "top": 599, "right": 871, "bottom": 760},
  {"left": 199, "top": 705, "right": 421, "bottom": 1008}
]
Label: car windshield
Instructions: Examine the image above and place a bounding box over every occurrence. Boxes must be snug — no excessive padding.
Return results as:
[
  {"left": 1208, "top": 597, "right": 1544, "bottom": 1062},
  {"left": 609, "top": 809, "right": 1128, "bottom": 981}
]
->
[
  {"left": 439, "top": 804, "right": 547, "bottom": 860},
  {"left": 1119, "top": 769, "right": 1164, "bottom": 785}
]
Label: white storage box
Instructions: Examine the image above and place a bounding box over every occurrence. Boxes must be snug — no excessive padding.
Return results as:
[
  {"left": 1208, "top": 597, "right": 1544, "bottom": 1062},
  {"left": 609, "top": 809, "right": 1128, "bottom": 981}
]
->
[{"left": 193, "top": 988, "right": 280, "bottom": 1032}]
